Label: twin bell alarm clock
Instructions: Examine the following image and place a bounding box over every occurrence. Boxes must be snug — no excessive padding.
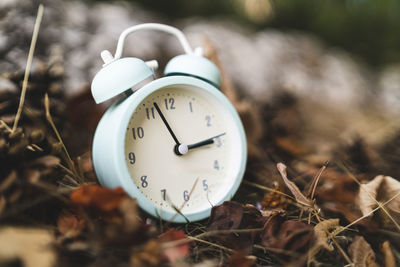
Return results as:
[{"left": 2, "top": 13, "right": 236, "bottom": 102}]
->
[{"left": 91, "top": 23, "right": 247, "bottom": 222}]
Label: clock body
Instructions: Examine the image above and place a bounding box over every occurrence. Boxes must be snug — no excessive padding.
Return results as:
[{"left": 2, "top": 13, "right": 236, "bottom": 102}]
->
[{"left": 92, "top": 75, "right": 247, "bottom": 223}]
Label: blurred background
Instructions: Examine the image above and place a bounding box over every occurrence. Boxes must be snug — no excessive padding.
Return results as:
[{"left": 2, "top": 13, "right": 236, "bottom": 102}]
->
[{"left": 1, "top": 0, "right": 400, "bottom": 166}]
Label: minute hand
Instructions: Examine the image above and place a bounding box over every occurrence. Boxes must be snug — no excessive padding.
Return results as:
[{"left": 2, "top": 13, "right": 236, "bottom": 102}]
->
[{"left": 187, "top": 133, "right": 226, "bottom": 150}]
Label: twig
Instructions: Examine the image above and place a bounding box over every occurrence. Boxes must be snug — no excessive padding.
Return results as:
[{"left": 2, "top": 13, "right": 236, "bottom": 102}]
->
[
  {"left": 44, "top": 94, "right": 82, "bottom": 183},
  {"left": 12, "top": 4, "right": 44, "bottom": 132}
]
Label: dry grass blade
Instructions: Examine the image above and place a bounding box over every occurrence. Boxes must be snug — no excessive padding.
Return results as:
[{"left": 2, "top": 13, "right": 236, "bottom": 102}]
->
[
  {"left": 243, "top": 180, "right": 296, "bottom": 201},
  {"left": 166, "top": 178, "right": 199, "bottom": 225},
  {"left": 0, "top": 120, "right": 12, "bottom": 132},
  {"left": 337, "top": 161, "right": 400, "bottom": 232},
  {"left": 44, "top": 94, "right": 82, "bottom": 183},
  {"left": 12, "top": 4, "right": 44, "bottom": 132}
]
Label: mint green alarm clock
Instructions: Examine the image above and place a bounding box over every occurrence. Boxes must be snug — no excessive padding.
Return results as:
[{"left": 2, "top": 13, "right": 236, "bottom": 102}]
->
[{"left": 91, "top": 23, "right": 247, "bottom": 223}]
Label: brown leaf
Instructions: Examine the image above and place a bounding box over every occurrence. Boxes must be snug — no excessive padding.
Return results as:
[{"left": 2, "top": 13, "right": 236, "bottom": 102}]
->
[
  {"left": 207, "top": 201, "right": 265, "bottom": 253},
  {"left": 356, "top": 175, "right": 400, "bottom": 230},
  {"left": 131, "top": 240, "right": 163, "bottom": 267},
  {"left": 276, "top": 163, "right": 314, "bottom": 208},
  {"left": 348, "top": 236, "right": 379, "bottom": 267},
  {"left": 261, "top": 214, "right": 314, "bottom": 254},
  {"left": 275, "top": 137, "right": 309, "bottom": 156},
  {"left": 316, "top": 170, "right": 376, "bottom": 229},
  {"left": 380, "top": 241, "right": 396, "bottom": 267},
  {"left": 159, "top": 229, "right": 189, "bottom": 263},
  {"left": 0, "top": 227, "right": 55, "bottom": 267},
  {"left": 227, "top": 252, "right": 257, "bottom": 267},
  {"left": 208, "top": 201, "right": 244, "bottom": 231},
  {"left": 70, "top": 185, "right": 128, "bottom": 212},
  {"left": 57, "top": 213, "right": 84, "bottom": 239}
]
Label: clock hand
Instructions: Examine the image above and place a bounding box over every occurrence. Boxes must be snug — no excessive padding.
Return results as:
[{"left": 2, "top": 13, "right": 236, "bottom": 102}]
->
[
  {"left": 187, "top": 132, "right": 226, "bottom": 150},
  {"left": 153, "top": 102, "right": 188, "bottom": 155}
]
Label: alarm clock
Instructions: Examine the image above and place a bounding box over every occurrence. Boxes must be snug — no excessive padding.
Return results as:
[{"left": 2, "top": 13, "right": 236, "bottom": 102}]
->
[{"left": 91, "top": 23, "right": 247, "bottom": 223}]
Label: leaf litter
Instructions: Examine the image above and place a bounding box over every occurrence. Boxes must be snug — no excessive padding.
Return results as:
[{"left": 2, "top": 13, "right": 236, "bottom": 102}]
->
[{"left": 0, "top": 8, "right": 400, "bottom": 267}]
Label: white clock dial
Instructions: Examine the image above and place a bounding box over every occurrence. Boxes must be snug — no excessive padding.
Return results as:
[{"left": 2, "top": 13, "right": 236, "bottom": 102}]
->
[{"left": 124, "top": 84, "right": 242, "bottom": 216}]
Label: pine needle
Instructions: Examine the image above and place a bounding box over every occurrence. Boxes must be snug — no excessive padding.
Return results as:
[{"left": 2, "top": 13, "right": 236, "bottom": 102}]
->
[{"left": 12, "top": 4, "right": 44, "bottom": 132}]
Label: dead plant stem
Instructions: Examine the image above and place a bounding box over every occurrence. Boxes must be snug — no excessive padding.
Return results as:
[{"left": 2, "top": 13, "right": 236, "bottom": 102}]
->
[
  {"left": 12, "top": 4, "right": 44, "bottom": 132},
  {"left": 44, "top": 94, "right": 82, "bottom": 183}
]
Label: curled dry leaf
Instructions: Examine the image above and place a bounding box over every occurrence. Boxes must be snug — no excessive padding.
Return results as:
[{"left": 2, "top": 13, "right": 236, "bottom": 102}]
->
[
  {"left": 309, "top": 218, "right": 339, "bottom": 259},
  {"left": 0, "top": 227, "right": 55, "bottom": 267},
  {"left": 159, "top": 229, "right": 189, "bottom": 263},
  {"left": 70, "top": 185, "right": 128, "bottom": 213},
  {"left": 348, "top": 236, "right": 379, "bottom": 267},
  {"left": 313, "top": 218, "right": 339, "bottom": 251},
  {"left": 356, "top": 175, "right": 400, "bottom": 230},
  {"left": 261, "top": 214, "right": 314, "bottom": 254},
  {"left": 276, "top": 163, "right": 314, "bottom": 208}
]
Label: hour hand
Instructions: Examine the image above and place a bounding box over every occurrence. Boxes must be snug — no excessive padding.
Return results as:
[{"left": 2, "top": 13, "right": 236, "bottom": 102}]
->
[{"left": 188, "top": 133, "right": 226, "bottom": 150}]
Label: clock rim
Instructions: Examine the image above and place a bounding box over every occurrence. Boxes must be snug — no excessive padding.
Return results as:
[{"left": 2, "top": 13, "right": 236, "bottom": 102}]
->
[{"left": 93, "top": 75, "right": 247, "bottom": 223}]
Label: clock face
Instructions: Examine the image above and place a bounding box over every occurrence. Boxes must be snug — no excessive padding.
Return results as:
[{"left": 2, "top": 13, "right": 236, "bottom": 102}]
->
[{"left": 124, "top": 84, "right": 243, "bottom": 216}]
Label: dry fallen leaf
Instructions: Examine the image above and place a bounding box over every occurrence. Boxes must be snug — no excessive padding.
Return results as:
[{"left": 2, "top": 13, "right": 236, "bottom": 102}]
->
[
  {"left": 70, "top": 185, "right": 128, "bottom": 212},
  {"left": 0, "top": 227, "right": 55, "bottom": 267},
  {"left": 313, "top": 218, "right": 339, "bottom": 252},
  {"left": 159, "top": 229, "right": 189, "bottom": 263},
  {"left": 356, "top": 175, "right": 400, "bottom": 230},
  {"left": 57, "top": 213, "right": 85, "bottom": 239},
  {"left": 380, "top": 241, "right": 396, "bottom": 267},
  {"left": 261, "top": 214, "right": 314, "bottom": 254},
  {"left": 207, "top": 201, "right": 265, "bottom": 253},
  {"left": 226, "top": 252, "right": 257, "bottom": 267},
  {"left": 348, "top": 236, "right": 379, "bottom": 267},
  {"left": 276, "top": 163, "right": 314, "bottom": 208}
]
